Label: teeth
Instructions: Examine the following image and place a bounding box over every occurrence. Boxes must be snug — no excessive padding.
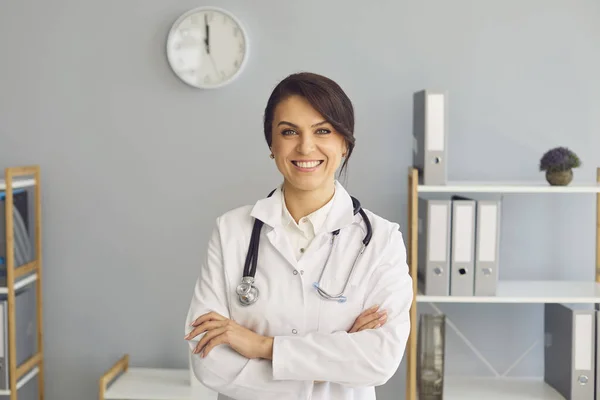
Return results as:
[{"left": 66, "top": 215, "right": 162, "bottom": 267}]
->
[{"left": 295, "top": 161, "right": 321, "bottom": 168}]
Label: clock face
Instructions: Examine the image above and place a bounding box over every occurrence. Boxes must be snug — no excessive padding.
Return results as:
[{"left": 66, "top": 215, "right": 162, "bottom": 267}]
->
[{"left": 166, "top": 7, "right": 249, "bottom": 89}]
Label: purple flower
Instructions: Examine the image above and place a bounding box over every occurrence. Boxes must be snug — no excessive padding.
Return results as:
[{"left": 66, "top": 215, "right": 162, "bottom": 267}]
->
[{"left": 539, "top": 146, "right": 581, "bottom": 172}]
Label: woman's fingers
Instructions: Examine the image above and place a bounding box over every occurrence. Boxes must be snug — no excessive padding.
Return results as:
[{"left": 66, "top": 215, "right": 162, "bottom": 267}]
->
[
  {"left": 362, "top": 304, "right": 380, "bottom": 317},
  {"left": 201, "top": 330, "right": 230, "bottom": 358},
  {"left": 190, "top": 311, "right": 227, "bottom": 327},
  {"left": 194, "top": 326, "right": 227, "bottom": 354},
  {"left": 348, "top": 304, "right": 379, "bottom": 333},
  {"left": 357, "top": 313, "right": 387, "bottom": 331},
  {"left": 349, "top": 305, "right": 387, "bottom": 333},
  {"left": 185, "top": 320, "right": 224, "bottom": 340}
]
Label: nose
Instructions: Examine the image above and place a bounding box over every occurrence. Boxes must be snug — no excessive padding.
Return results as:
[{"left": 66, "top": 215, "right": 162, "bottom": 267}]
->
[{"left": 296, "top": 133, "right": 315, "bottom": 155}]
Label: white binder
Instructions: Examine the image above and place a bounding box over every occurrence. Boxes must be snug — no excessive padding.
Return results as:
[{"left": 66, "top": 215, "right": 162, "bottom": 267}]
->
[
  {"left": 596, "top": 309, "right": 599, "bottom": 400},
  {"left": 449, "top": 197, "right": 476, "bottom": 296},
  {"left": 0, "top": 285, "right": 37, "bottom": 390},
  {"left": 412, "top": 90, "right": 448, "bottom": 185},
  {"left": 474, "top": 200, "right": 501, "bottom": 296},
  {"left": 417, "top": 197, "right": 451, "bottom": 296},
  {"left": 544, "top": 303, "right": 595, "bottom": 400}
]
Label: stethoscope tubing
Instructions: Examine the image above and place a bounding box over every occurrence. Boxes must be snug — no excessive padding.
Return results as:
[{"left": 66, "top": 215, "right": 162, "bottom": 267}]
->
[{"left": 237, "top": 189, "right": 372, "bottom": 306}]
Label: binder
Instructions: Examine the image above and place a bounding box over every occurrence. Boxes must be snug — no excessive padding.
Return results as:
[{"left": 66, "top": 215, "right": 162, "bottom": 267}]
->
[
  {"left": 0, "top": 188, "right": 34, "bottom": 271},
  {"left": 412, "top": 90, "right": 448, "bottom": 185},
  {"left": 473, "top": 200, "right": 501, "bottom": 296},
  {"left": 417, "top": 197, "right": 451, "bottom": 296},
  {"left": 544, "top": 303, "right": 595, "bottom": 400},
  {"left": 449, "top": 197, "right": 476, "bottom": 296},
  {"left": 0, "top": 285, "right": 37, "bottom": 390},
  {"left": 596, "top": 309, "right": 599, "bottom": 400}
]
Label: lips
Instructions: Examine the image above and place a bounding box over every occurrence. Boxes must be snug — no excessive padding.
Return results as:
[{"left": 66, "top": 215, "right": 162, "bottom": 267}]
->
[{"left": 292, "top": 160, "right": 324, "bottom": 169}]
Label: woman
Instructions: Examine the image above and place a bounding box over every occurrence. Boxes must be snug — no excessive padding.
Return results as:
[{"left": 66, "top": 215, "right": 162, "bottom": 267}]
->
[{"left": 184, "top": 72, "right": 413, "bottom": 400}]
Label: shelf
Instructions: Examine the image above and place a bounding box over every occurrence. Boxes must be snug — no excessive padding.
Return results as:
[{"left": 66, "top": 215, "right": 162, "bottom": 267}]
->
[
  {"left": 417, "top": 181, "right": 600, "bottom": 193},
  {"left": 0, "top": 366, "right": 39, "bottom": 395},
  {"left": 0, "top": 178, "right": 36, "bottom": 190},
  {"left": 417, "top": 280, "right": 600, "bottom": 303},
  {"left": 104, "top": 368, "right": 216, "bottom": 400},
  {"left": 105, "top": 371, "right": 565, "bottom": 400},
  {"left": 435, "top": 376, "right": 563, "bottom": 400},
  {"left": 0, "top": 273, "right": 38, "bottom": 294}
]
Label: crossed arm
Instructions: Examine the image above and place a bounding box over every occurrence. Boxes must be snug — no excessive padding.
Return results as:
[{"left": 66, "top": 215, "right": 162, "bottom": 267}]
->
[
  {"left": 187, "top": 304, "right": 386, "bottom": 359},
  {"left": 184, "top": 219, "right": 412, "bottom": 399}
]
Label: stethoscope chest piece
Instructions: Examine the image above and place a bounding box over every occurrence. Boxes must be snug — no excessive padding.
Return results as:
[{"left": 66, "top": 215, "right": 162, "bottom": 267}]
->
[{"left": 236, "top": 276, "right": 259, "bottom": 306}]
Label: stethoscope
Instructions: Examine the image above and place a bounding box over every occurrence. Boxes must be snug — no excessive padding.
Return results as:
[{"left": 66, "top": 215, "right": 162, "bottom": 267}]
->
[{"left": 236, "top": 189, "right": 373, "bottom": 306}]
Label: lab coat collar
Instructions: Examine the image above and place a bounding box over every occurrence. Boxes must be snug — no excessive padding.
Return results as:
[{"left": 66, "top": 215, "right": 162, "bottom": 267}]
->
[{"left": 250, "top": 180, "right": 355, "bottom": 233}]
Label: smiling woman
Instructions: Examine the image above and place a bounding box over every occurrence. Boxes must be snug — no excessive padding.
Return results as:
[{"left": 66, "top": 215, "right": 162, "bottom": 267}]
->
[
  {"left": 184, "top": 71, "right": 413, "bottom": 400},
  {"left": 263, "top": 72, "right": 356, "bottom": 222}
]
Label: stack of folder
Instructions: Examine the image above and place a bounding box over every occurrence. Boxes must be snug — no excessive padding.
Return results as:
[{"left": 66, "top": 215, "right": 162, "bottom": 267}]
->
[
  {"left": 413, "top": 88, "right": 503, "bottom": 297},
  {"left": 417, "top": 195, "right": 502, "bottom": 297},
  {"left": 544, "top": 303, "right": 599, "bottom": 399}
]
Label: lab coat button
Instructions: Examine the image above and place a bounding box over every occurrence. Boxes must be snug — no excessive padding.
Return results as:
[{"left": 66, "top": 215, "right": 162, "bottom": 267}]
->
[
  {"left": 292, "top": 329, "right": 298, "bottom": 334},
  {"left": 293, "top": 270, "right": 298, "bottom": 275},
  {"left": 300, "top": 248, "right": 305, "bottom": 253}
]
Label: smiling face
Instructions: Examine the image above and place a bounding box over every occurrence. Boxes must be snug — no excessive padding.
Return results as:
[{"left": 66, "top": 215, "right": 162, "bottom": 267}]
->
[{"left": 270, "top": 95, "right": 347, "bottom": 194}]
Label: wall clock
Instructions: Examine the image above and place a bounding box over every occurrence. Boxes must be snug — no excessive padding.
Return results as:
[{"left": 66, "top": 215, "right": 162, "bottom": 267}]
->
[{"left": 166, "top": 6, "right": 250, "bottom": 89}]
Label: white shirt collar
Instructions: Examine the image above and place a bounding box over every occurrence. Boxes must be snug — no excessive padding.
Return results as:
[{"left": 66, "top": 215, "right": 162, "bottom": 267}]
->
[{"left": 281, "top": 187, "right": 336, "bottom": 236}]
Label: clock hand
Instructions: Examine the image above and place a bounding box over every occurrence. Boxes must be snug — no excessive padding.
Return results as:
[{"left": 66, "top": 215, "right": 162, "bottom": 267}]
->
[
  {"left": 204, "top": 14, "right": 210, "bottom": 54},
  {"left": 209, "top": 54, "right": 219, "bottom": 76}
]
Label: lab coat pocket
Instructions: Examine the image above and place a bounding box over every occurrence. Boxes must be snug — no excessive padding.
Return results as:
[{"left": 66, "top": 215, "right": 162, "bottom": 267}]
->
[{"left": 316, "top": 277, "right": 365, "bottom": 334}]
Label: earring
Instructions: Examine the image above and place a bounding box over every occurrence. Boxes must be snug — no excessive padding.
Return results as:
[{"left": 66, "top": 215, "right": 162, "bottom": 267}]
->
[{"left": 270, "top": 154, "right": 275, "bottom": 159}]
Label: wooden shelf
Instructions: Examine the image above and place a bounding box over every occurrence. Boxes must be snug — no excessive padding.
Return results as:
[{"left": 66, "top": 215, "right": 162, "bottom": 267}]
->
[
  {"left": 405, "top": 166, "right": 600, "bottom": 400},
  {"left": 1, "top": 165, "right": 44, "bottom": 400},
  {"left": 435, "top": 376, "right": 564, "bottom": 400},
  {"left": 417, "top": 280, "right": 600, "bottom": 303},
  {"left": 418, "top": 181, "right": 600, "bottom": 193}
]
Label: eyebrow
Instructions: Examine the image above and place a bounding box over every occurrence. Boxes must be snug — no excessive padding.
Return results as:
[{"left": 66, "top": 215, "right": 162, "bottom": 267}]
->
[{"left": 277, "top": 120, "right": 329, "bottom": 129}]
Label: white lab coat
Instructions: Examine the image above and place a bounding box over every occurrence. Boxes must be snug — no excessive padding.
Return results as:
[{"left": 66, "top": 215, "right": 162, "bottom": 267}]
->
[{"left": 185, "top": 181, "right": 413, "bottom": 400}]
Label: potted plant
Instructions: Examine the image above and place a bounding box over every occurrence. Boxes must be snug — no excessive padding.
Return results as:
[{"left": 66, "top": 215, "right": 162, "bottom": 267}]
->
[{"left": 539, "top": 146, "right": 581, "bottom": 186}]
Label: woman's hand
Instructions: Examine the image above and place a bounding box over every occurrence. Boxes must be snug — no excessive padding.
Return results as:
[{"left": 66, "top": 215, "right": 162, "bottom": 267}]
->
[
  {"left": 186, "top": 311, "right": 273, "bottom": 360},
  {"left": 348, "top": 304, "right": 387, "bottom": 333}
]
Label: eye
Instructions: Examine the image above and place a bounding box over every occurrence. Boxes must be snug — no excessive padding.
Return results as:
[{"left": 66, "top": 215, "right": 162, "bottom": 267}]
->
[
  {"left": 316, "top": 128, "right": 331, "bottom": 135},
  {"left": 281, "top": 129, "right": 297, "bottom": 136}
]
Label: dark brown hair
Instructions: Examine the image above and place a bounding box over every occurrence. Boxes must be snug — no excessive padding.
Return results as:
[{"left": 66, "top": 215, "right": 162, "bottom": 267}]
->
[{"left": 263, "top": 72, "right": 355, "bottom": 177}]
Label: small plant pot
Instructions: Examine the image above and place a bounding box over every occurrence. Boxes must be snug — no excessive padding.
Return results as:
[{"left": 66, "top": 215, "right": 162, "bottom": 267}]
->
[{"left": 546, "top": 169, "right": 573, "bottom": 186}]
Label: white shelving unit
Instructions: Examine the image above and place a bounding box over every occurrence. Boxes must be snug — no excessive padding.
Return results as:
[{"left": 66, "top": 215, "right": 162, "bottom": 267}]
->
[
  {"left": 99, "top": 355, "right": 217, "bottom": 400},
  {"left": 418, "top": 280, "right": 600, "bottom": 304},
  {"left": 440, "top": 376, "right": 565, "bottom": 400},
  {"left": 404, "top": 167, "right": 600, "bottom": 400},
  {"left": 417, "top": 181, "right": 600, "bottom": 193},
  {"left": 0, "top": 166, "right": 44, "bottom": 400}
]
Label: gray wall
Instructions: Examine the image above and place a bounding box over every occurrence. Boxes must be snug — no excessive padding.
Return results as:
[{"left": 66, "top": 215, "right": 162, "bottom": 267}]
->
[{"left": 2, "top": 0, "right": 600, "bottom": 399}]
